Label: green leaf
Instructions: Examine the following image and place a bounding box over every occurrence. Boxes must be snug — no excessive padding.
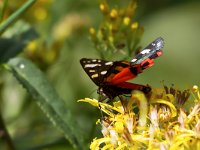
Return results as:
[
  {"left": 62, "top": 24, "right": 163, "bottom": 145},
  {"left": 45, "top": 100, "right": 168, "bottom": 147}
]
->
[
  {"left": 0, "top": 38, "right": 25, "bottom": 63},
  {"left": 7, "top": 57, "right": 85, "bottom": 150},
  {"left": 0, "top": 28, "right": 38, "bottom": 63}
]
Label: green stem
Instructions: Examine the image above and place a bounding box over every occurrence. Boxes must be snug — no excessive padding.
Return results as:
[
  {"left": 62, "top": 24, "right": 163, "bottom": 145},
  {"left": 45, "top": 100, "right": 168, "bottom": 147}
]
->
[
  {"left": 0, "top": 113, "right": 16, "bottom": 150},
  {"left": 0, "top": 0, "right": 37, "bottom": 35},
  {"left": 0, "top": 0, "right": 8, "bottom": 22}
]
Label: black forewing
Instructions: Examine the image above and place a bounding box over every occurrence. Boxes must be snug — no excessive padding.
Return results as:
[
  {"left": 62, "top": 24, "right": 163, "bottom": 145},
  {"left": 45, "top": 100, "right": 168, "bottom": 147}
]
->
[
  {"left": 80, "top": 58, "right": 131, "bottom": 86},
  {"left": 80, "top": 58, "right": 114, "bottom": 86}
]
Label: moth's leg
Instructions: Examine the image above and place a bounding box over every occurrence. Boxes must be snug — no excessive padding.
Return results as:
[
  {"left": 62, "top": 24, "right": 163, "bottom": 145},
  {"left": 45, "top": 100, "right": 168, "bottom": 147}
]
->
[{"left": 118, "top": 95, "right": 128, "bottom": 113}]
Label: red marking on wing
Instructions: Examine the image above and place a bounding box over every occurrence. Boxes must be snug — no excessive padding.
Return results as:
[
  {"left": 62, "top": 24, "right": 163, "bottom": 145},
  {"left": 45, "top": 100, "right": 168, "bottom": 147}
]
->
[
  {"left": 141, "top": 58, "right": 154, "bottom": 69},
  {"left": 105, "top": 50, "right": 163, "bottom": 85},
  {"left": 109, "top": 66, "right": 141, "bottom": 85},
  {"left": 157, "top": 50, "right": 163, "bottom": 57},
  {"left": 141, "top": 50, "right": 163, "bottom": 69},
  {"left": 116, "top": 82, "right": 146, "bottom": 91}
]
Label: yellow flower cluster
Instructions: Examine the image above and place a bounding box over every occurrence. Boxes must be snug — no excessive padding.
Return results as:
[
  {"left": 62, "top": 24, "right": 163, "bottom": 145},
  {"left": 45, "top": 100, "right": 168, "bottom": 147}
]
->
[
  {"left": 89, "top": 0, "right": 143, "bottom": 60},
  {"left": 79, "top": 86, "right": 200, "bottom": 149}
]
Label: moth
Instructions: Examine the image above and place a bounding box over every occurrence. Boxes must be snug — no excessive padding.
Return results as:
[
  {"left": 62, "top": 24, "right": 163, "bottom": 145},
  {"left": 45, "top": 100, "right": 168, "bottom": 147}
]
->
[{"left": 80, "top": 37, "right": 164, "bottom": 100}]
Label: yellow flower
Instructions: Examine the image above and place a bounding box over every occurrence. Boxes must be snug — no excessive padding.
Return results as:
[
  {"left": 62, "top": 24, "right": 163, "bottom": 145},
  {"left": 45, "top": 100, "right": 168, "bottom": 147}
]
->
[
  {"left": 123, "top": 17, "right": 131, "bottom": 26},
  {"left": 99, "top": 2, "right": 109, "bottom": 14},
  {"left": 89, "top": 27, "right": 96, "bottom": 35},
  {"left": 131, "top": 22, "right": 138, "bottom": 30},
  {"left": 79, "top": 85, "right": 200, "bottom": 149},
  {"left": 34, "top": 7, "right": 47, "bottom": 21},
  {"left": 193, "top": 85, "right": 200, "bottom": 101},
  {"left": 110, "top": 9, "right": 118, "bottom": 19}
]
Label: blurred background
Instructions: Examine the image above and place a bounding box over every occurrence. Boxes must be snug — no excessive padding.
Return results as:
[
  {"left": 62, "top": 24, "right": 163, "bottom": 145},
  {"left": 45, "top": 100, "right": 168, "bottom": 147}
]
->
[{"left": 0, "top": 0, "right": 200, "bottom": 149}]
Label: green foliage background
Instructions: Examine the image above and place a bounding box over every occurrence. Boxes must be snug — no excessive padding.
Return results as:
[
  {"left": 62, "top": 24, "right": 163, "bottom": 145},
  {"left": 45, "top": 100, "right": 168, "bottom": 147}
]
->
[{"left": 0, "top": 0, "right": 200, "bottom": 149}]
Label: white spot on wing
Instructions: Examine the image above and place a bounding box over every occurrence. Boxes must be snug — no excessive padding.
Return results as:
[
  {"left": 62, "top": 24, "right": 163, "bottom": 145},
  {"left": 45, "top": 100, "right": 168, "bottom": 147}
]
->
[
  {"left": 91, "top": 74, "right": 98, "bottom": 78},
  {"left": 89, "top": 70, "right": 95, "bottom": 72},
  {"left": 100, "top": 71, "right": 107, "bottom": 75},
  {"left": 131, "top": 58, "right": 137, "bottom": 62},
  {"left": 141, "top": 49, "right": 151, "bottom": 54},
  {"left": 92, "top": 60, "right": 97, "bottom": 62},
  {"left": 156, "top": 40, "right": 163, "bottom": 49},
  {"left": 154, "top": 37, "right": 164, "bottom": 50},
  {"left": 84, "top": 64, "right": 101, "bottom": 68},
  {"left": 105, "top": 62, "right": 113, "bottom": 65}
]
